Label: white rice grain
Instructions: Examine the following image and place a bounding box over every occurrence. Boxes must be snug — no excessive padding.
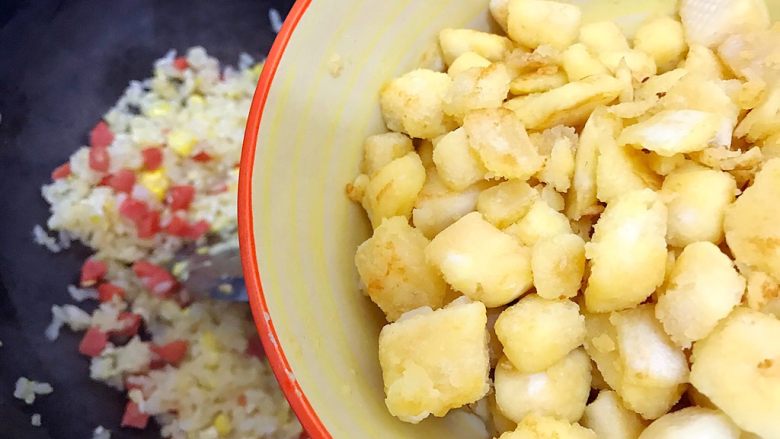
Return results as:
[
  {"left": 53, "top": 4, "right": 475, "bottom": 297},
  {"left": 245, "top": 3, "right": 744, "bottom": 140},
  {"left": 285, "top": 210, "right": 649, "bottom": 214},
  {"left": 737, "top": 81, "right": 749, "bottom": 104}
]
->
[
  {"left": 269, "top": 8, "right": 283, "bottom": 33},
  {"left": 13, "top": 378, "right": 53, "bottom": 405}
]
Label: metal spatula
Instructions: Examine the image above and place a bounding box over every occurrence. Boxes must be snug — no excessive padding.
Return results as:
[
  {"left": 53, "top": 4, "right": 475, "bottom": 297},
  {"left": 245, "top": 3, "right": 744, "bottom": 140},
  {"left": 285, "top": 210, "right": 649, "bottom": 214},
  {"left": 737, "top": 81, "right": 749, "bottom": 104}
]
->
[{"left": 170, "top": 231, "right": 248, "bottom": 301}]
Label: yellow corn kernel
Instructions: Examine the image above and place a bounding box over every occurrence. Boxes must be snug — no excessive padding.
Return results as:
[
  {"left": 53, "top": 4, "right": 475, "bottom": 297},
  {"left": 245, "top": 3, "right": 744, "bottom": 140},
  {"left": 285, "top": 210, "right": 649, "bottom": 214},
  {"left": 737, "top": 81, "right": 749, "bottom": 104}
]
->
[
  {"left": 167, "top": 129, "right": 197, "bottom": 157},
  {"left": 139, "top": 169, "right": 170, "bottom": 200},
  {"left": 213, "top": 413, "right": 232, "bottom": 437},
  {"left": 187, "top": 95, "right": 205, "bottom": 107},
  {"left": 146, "top": 101, "right": 172, "bottom": 118},
  {"left": 200, "top": 331, "right": 218, "bottom": 352}
]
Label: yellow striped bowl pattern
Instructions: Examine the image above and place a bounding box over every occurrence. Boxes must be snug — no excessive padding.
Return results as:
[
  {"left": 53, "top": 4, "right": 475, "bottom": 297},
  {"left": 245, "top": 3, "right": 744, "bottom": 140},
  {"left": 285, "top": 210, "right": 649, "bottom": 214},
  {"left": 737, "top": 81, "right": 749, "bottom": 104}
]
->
[{"left": 246, "top": 1, "right": 780, "bottom": 437}]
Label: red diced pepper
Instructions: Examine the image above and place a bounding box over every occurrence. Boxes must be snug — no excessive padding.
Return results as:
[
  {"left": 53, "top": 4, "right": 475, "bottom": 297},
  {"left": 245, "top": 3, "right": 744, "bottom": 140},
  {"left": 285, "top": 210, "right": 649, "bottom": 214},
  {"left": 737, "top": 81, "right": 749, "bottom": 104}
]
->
[
  {"left": 89, "top": 146, "right": 110, "bottom": 173},
  {"left": 79, "top": 327, "right": 108, "bottom": 357},
  {"left": 121, "top": 401, "right": 149, "bottom": 429},
  {"left": 150, "top": 340, "right": 188, "bottom": 366},
  {"left": 51, "top": 163, "right": 71, "bottom": 180},
  {"left": 90, "top": 121, "right": 114, "bottom": 148},
  {"left": 119, "top": 198, "right": 150, "bottom": 223},
  {"left": 192, "top": 151, "right": 211, "bottom": 162},
  {"left": 173, "top": 56, "right": 189, "bottom": 71},
  {"left": 246, "top": 336, "right": 264, "bottom": 360},
  {"left": 135, "top": 210, "right": 161, "bottom": 239},
  {"left": 164, "top": 215, "right": 191, "bottom": 237},
  {"left": 97, "top": 283, "right": 126, "bottom": 302},
  {"left": 167, "top": 185, "right": 195, "bottom": 210},
  {"left": 237, "top": 394, "right": 247, "bottom": 406},
  {"left": 107, "top": 169, "right": 136, "bottom": 193},
  {"left": 141, "top": 147, "right": 163, "bottom": 171},
  {"left": 114, "top": 312, "right": 142, "bottom": 338},
  {"left": 187, "top": 220, "right": 209, "bottom": 240},
  {"left": 80, "top": 258, "right": 107, "bottom": 287},
  {"left": 132, "top": 261, "right": 177, "bottom": 297}
]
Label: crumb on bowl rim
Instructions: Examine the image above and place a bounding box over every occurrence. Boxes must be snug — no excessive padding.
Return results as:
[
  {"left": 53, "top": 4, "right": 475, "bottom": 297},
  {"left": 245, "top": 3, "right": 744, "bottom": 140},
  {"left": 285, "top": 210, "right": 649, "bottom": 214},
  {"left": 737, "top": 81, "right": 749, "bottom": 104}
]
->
[{"left": 237, "top": 0, "right": 328, "bottom": 438}]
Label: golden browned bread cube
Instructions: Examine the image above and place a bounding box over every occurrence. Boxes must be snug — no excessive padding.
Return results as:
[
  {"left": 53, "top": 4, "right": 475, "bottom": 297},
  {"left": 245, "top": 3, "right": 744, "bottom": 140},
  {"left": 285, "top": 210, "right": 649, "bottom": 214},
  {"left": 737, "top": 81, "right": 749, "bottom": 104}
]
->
[
  {"left": 655, "top": 242, "right": 745, "bottom": 348},
  {"left": 725, "top": 158, "right": 780, "bottom": 281},
  {"left": 495, "top": 294, "right": 585, "bottom": 373},
  {"left": 363, "top": 152, "right": 426, "bottom": 228},
  {"left": 494, "top": 349, "right": 591, "bottom": 423},
  {"left": 582, "top": 390, "right": 646, "bottom": 439},
  {"left": 355, "top": 217, "right": 447, "bottom": 321},
  {"left": 380, "top": 69, "right": 456, "bottom": 139},
  {"left": 498, "top": 415, "right": 596, "bottom": 439},
  {"left": 426, "top": 212, "right": 533, "bottom": 307},
  {"left": 463, "top": 108, "right": 544, "bottom": 181},
  {"left": 378, "top": 299, "right": 490, "bottom": 423},
  {"left": 506, "top": 0, "right": 582, "bottom": 50},
  {"left": 584, "top": 189, "right": 667, "bottom": 313},
  {"left": 690, "top": 308, "right": 780, "bottom": 438},
  {"left": 432, "top": 127, "right": 487, "bottom": 191},
  {"left": 531, "top": 233, "right": 585, "bottom": 300},
  {"left": 661, "top": 165, "right": 736, "bottom": 247},
  {"left": 638, "top": 407, "right": 740, "bottom": 439},
  {"left": 476, "top": 179, "right": 538, "bottom": 229}
]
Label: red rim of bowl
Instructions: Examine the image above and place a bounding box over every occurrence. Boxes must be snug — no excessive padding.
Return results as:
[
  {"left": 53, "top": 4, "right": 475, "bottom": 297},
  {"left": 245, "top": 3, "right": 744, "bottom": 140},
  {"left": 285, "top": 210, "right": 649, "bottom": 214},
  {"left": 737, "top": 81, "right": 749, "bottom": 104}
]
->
[{"left": 237, "top": 1, "right": 328, "bottom": 438}]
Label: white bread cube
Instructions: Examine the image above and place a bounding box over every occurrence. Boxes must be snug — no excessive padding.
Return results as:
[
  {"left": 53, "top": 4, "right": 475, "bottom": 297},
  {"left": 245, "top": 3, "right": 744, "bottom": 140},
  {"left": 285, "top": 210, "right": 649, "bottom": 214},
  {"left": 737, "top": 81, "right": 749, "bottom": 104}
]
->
[
  {"left": 426, "top": 212, "right": 533, "bottom": 307},
  {"left": 507, "top": 0, "right": 582, "bottom": 50},
  {"left": 380, "top": 69, "right": 456, "bottom": 139},
  {"left": 661, "top": 165, "right": 736, "bottom": 247},
  {"left": 433, "top": 127, "right": 487, "bottom": 191},
  {"left": 494, "top": 349, "right": 591, "bottom": 423},
  {"left": 355, "top": 217, "right": 448, "bottom": 321},
  {"left": 363, "top": 152, "right": 426, "bottom": 228},
  {"left": 378, "top": 299, "right": 490, "bottom": 423},
  {"left": 531, "top": 233, "right": 585, "bottom": 300},
  {"left": 444, "top": 63, "right": 512, "bottom": 123},
  {"left": 495, "top": 294, "right": 585, "bottom": 373},
  {"left": 476, "top": 179, "right": 538, "bottom": 229},
  {"left": 463, "top": 108, "right": 544, "bottom": 180},
  {"left": 638, "top": 407, "right": 740, "bottom": 439},
  {"left": 361, "top": 132, "right": 414, "bottom": 176},
  {"left": 498, "top": 415, "right": 596, "bottom": 439},
  {"left": 584, "top": 189, "right": 667, "bottom": 313},
  {"left": 504, "top": 199, "right": 572, "bottom": 247},
  {"left": 690, "top": 308, "right": 780, "bottom": 438},
  {"left": 633, "top": 17, "right": 686, "bottom": 73},
  {"left": 439, "top": 28, "right": 514, "bottom": 66},
  {"left": 655, "top": 242, "right": 745, "bottom": 348},
  {"left": 725, "top": 159, "right": 780, "bottom": 281},
  {"left": 581, "top": 390, "right": 646, "bottom": 439}
]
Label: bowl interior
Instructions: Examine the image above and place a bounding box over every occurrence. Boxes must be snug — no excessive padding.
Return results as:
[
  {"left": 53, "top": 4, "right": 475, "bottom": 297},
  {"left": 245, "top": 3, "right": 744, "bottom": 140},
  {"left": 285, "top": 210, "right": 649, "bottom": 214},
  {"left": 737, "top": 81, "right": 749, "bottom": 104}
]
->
[{"left": 243, "top": 1, "right": 780, "bottom": 437}]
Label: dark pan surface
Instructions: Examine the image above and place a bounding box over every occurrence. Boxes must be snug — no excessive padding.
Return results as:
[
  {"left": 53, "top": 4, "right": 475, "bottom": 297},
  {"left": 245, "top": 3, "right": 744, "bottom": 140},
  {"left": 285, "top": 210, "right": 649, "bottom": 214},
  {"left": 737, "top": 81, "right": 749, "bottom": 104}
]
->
[{"left": 0, "top": 1, "right": 293, "bottom": 437}]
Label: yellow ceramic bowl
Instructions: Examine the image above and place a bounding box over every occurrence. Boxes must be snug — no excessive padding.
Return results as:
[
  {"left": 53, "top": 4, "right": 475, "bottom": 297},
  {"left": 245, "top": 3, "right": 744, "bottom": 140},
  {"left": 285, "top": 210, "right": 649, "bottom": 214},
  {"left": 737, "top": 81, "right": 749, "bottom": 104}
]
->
[{"left": 238, "top": 1, "right": 780, "bottom": 438}]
